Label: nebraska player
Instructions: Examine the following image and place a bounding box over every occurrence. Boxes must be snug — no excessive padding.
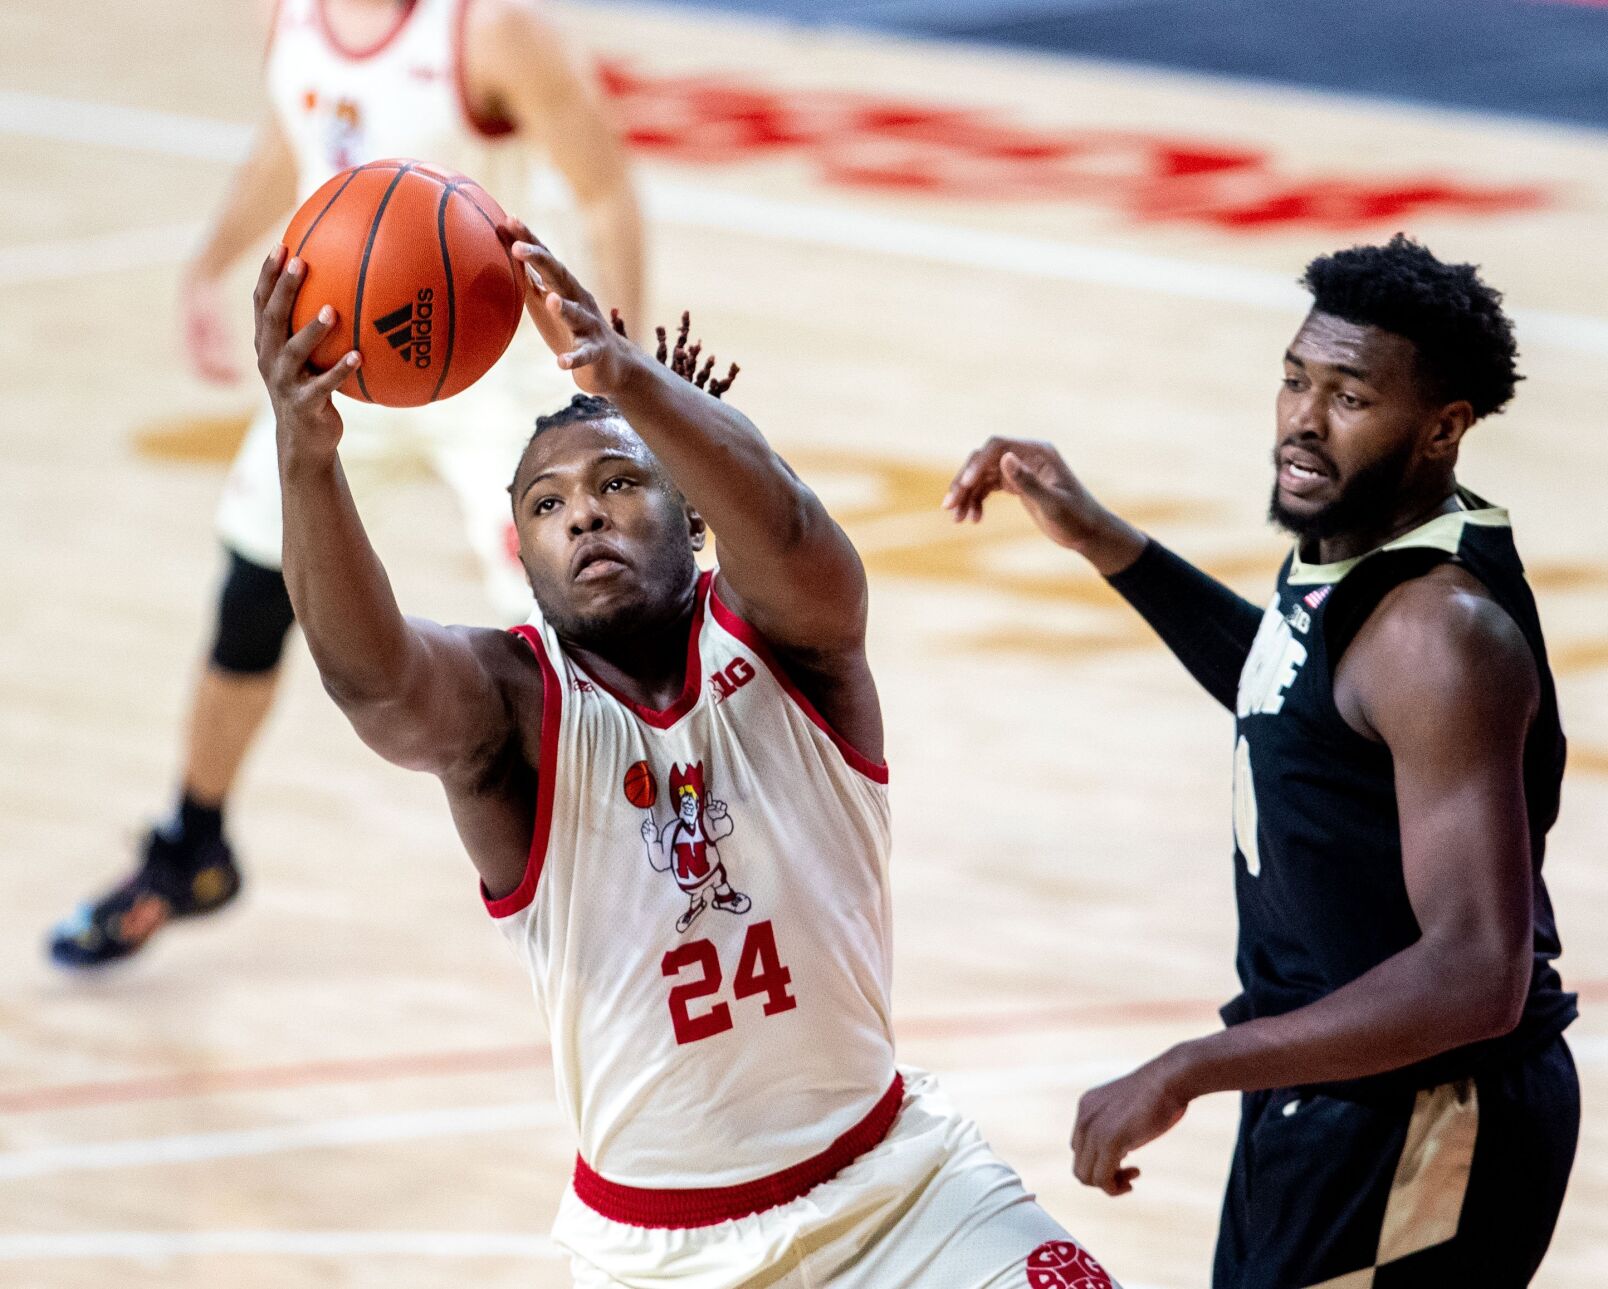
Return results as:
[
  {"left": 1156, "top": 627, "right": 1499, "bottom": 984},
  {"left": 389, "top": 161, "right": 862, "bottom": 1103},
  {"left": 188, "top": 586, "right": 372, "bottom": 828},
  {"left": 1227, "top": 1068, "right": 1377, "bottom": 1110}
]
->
[
  {"left": 248, "top": 230, "right": 1121, "bottom": 1287},
  {"left": 49, "top": 0, "right": 643, "bottom": 968}
]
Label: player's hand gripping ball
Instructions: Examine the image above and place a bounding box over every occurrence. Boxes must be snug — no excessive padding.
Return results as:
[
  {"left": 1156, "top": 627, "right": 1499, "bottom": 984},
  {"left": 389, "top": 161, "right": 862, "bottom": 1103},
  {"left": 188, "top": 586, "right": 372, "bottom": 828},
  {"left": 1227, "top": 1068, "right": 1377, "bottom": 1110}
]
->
[{"left": 279, "top": 159, "right": 522, "bottom": 407}]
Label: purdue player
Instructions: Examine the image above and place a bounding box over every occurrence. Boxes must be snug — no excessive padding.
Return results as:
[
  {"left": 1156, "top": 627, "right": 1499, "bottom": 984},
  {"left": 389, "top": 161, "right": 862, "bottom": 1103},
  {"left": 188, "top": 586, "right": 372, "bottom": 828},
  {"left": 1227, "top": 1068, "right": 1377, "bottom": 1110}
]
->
[
  {"left": 946, "top": 236, "right": 1576, "bottom": 1287},
  {"left": 244, "top": 231, "right": 1122, "bottom": 1287},
  {"left": 49, "top": 0, "right": 643, "bottom": 967}
]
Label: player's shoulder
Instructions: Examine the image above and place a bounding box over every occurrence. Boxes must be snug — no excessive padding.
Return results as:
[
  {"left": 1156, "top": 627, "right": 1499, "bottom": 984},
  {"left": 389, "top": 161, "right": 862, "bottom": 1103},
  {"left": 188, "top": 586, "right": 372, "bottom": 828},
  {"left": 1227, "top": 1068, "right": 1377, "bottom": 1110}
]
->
[
  {"left": 464, "top": 0, "right": 561, "bottom": 44},
  {"left": 1345, "top": 562, "right": 1536, "bottom": 720}
]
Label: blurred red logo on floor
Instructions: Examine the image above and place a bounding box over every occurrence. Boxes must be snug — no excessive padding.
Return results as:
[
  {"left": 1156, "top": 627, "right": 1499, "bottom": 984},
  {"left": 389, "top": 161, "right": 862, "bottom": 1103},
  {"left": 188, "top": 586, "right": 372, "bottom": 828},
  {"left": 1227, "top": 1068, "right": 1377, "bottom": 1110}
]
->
[{"left": 599, "top": 61, "right": 1544, "bottom": 231}]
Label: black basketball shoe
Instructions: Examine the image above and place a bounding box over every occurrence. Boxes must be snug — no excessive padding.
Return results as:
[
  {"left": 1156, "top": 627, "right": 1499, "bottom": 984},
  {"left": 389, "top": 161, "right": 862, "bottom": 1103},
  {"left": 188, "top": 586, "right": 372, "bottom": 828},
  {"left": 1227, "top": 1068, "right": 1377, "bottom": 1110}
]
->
[{"left": 48, "top": 828, "right": 242, "bottom": 969}]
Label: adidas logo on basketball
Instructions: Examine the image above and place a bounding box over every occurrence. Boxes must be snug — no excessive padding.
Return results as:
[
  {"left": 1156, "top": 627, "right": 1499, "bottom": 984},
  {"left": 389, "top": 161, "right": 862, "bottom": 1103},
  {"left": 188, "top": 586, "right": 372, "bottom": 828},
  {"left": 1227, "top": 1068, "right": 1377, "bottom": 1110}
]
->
[{"left": 373, "top": 289, "right": 435, "bottom": 369}]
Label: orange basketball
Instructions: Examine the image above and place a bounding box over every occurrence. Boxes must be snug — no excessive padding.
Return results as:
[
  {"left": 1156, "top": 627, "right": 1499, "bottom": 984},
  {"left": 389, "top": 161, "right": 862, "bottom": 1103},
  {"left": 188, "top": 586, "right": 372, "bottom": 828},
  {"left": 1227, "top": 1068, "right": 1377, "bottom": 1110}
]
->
[
  {"left": 623, "top": 760, "right": 658, "bottom": 810},
  {"left": 280, "top": 159, "right": 523, "bottom": 407}
]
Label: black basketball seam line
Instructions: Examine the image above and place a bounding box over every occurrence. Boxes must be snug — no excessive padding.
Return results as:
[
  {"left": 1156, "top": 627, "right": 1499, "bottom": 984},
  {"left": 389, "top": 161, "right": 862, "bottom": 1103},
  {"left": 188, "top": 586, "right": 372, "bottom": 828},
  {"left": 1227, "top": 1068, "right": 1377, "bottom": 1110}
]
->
[
  {"left": 351, "top": 162, "right": 416, "bottom": 403},
  {"left": 430, "top": 186, "right": 458, "bottom": 403},
  {"left": 442, "top": 180, "right": 523, "bottom": 376},
  {"left": 291, "top": 168, "right": 364, "bottom": 261}
]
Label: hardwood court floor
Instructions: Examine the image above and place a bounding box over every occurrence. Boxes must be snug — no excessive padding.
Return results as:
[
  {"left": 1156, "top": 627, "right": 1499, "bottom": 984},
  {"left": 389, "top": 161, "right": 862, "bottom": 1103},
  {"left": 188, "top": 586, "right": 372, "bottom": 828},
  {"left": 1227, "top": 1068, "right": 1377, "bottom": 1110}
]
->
[{"left": 2, "top": 2, "right": 1607, "bottom": 1286}]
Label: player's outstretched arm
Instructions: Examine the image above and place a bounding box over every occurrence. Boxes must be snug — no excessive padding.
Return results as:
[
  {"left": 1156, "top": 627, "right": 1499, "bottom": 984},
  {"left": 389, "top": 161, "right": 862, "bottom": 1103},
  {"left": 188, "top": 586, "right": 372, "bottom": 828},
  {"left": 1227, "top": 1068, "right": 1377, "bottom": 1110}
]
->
[
  {"left": 946, "top": 436, "right": 1262, "bottom": 712},
  {"left": 510, "top": 233, "right": 878, "bottom": 698},
  {"left": 1070, "top": 570, "right": 1538, "bottom": 1195},
  {"left": 254, "top": 248, "right": 532, "bottom": 862}
]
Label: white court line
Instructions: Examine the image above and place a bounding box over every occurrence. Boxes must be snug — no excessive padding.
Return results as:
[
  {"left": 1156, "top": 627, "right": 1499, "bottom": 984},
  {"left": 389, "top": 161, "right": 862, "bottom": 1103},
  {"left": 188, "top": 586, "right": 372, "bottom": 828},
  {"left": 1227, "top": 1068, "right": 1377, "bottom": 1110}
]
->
[
  {"left": 0, "top": 221, "right": 204, "bottom": 285},
  {"left": 0, "top": 1100, "right": 562, "bottom": 1182},
  {"left": 6, "top": 89, "right": 1608, "bottom": 355},
  {"left": 0, "top": 1230, "right": 563, "bottom": 1260},
  {"left": 3, "top": 1042, "right": 1601, "bottom": 1183},
  {"left": 0, "top": 1059, "right": 1123, "bottom": 1184},
  {"left": 0, "top": 1231, "right": 1174, "bottom": 1288}
]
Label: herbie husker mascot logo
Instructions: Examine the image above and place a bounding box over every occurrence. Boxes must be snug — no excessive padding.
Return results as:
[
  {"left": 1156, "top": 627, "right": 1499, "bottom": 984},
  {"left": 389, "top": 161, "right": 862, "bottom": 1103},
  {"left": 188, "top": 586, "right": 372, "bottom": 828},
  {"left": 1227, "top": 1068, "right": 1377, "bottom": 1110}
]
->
[{"left": 629, "top": 760, "right": 752, "bottom": 933}]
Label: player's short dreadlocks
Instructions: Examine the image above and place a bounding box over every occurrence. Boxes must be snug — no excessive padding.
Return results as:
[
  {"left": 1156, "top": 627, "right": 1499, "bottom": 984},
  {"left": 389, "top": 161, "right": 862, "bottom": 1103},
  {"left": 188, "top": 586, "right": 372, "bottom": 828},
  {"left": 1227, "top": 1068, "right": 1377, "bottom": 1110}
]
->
[
  {"left": 1300, "top": 233, "right": 1521, "bottom": 421},
  {"left": 511, "top": 311, "right": 741, "bottom": 500},
  {"left": 527, "top": 310, "right": 739, "bottom": 441}
]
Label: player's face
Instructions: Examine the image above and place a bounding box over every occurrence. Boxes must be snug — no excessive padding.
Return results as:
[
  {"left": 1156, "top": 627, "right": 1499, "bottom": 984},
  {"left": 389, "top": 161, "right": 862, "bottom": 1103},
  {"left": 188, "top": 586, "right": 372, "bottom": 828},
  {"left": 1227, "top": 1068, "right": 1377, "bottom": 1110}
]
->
[
  {"left": 512, "top": 418, "right": 704, "bottom": 643},
  {"left": 1271, "top": 311, "right": 1448, "bottom": 542}
]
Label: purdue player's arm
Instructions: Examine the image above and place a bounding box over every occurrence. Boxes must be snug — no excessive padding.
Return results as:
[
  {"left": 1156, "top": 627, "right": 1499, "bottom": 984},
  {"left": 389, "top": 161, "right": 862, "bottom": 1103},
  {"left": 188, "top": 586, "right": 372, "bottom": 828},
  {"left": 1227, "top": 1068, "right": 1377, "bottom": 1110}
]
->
[
  {"left": 1071, "top": 568, "right": 1538, "bottom": 1196},
  {"left": 255, "top": 248, "right": 537, "bottom": 898},
  {"left": 465, "top": 0, "right": 644, "bottom": 329},
  {"left": 945, "top": 436, "right": 1263, "bottom": 710}
]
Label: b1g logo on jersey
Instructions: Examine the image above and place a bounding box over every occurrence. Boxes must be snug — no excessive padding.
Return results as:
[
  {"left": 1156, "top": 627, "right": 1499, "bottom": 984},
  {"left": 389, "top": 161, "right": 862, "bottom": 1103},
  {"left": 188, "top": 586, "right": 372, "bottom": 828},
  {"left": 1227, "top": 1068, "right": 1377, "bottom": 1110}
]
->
[
  {"left": 1237, "top": 599, "right": 1308, "bottom": 718},
  {"left": 708, "top": 657, "right": 756, "bottom": 703},
  {"left": 372, "top": 290, "right": 435, "bottom": 369},
  {"left": 1026, "top": 1240, "right": 1114, "bottom": 1289}
]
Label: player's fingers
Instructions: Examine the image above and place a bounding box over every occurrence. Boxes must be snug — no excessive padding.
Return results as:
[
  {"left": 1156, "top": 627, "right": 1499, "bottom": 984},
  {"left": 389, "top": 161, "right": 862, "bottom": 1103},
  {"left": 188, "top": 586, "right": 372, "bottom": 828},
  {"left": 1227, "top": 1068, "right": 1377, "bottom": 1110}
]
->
[
  {"left": 528, "top": 245, "right": 601, "bottom": 316},
  {"left": 500, "top": 219, "right": 540, "bottom": 252},
  {"left": 252, "top": 244, "right": 287, "bottom": 316},
  {"left": 547, "top": 292, "right": 600, "bottom": 336},
  {"left": 261, "top": 255, "right": 304, "bottom": 347},
  {"left": 305, "top": 351, "right": 361, "bottom": 398},
  {"left": 559, "top": 340, "right": 606, "bottom": 371},
  {"left": 1112, "top": 1166, "right": 1140, "bottom": 1195},
  {"left": 282, "top": 305, "right": 337, "bottom": 367}
]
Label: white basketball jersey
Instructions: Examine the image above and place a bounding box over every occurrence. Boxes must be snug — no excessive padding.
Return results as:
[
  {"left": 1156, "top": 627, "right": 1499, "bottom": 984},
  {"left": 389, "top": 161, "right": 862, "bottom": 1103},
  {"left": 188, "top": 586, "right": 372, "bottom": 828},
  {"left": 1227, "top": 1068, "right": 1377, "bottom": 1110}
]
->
[
  {"left": 267, "top": 0, "right": 541, "bottom": 210},
  {"left": 490, "top": 572, "right": 897, "bottom": 1193}
]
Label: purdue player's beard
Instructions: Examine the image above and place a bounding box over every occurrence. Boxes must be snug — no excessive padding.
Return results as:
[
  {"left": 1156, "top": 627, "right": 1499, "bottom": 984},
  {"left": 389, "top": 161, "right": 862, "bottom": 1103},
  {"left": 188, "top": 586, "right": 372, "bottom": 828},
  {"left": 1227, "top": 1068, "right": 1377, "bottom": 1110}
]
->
[{"left": 1268, "top": 437, "right": 1416, "bottom": 544}]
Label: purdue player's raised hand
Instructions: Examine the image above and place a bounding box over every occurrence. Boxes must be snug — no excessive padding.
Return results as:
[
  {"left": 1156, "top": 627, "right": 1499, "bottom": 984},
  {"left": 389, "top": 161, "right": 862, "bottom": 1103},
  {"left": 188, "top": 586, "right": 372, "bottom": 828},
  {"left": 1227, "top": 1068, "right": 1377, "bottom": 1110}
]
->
[
  {"left": 253, "top": 245, "right": 361, "bottom": 467},
  {"left": 943, "top": 436, "right": 1146, "bottom": 577},
  {"left": 505, "top": 219, "right": 637, "bottom": 398}
]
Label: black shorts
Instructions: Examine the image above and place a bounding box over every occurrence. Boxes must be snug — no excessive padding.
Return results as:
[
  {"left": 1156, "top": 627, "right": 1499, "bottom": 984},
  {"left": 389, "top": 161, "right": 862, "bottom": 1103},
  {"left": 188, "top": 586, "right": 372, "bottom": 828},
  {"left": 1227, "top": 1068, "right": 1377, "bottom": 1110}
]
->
[{"left": 1213, "top": 1033, "right": 1578, "bottom": 1288}]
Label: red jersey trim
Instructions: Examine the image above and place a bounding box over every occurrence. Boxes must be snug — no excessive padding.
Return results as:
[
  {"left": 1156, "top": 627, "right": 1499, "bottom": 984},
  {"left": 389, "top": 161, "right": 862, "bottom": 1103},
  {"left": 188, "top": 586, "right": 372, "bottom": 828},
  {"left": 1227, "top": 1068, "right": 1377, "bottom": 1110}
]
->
[
  {"left": 315, "top": 0, "right": 418, "bottom": 60},
  {"left": 453, "top": 0, "right": 518, "bottom": 138},
  {"left": 482, "top": 624, "right": 562, "bottom": 918},
  {"left": 707, "top": 581, "right": 889, "bottom": 785},
  {"left": 571, "top": 571, "right": 712, "bottom": 731},
  {"left": 573, "top": 1072, "right": 904, "bottom": 1228}
]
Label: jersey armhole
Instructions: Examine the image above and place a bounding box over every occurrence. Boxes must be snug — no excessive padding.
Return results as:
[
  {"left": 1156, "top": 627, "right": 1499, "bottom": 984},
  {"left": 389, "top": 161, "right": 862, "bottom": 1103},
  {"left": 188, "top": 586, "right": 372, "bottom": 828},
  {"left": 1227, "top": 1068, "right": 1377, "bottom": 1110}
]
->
[
  {"left": 707, "top": 580, "right": 888, "bottom": 785},
  {"left": 481, "top": 623, "right": 562, "bottom": 917}
]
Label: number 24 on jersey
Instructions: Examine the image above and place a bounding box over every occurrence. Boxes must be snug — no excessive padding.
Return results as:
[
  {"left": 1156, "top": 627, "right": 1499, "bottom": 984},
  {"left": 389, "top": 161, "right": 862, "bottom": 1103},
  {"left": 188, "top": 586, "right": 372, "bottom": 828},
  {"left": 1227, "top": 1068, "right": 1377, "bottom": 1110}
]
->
[{"left": 661, "top": 919, "right": 798, "bottom": 1045}]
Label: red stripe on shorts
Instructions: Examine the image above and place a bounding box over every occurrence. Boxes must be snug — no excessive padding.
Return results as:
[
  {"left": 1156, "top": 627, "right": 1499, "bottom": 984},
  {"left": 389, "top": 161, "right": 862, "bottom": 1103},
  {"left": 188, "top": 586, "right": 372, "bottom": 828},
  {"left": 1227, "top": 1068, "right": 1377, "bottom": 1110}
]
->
[{"left": 572, "top": 1073, "right": 905, "bottom": 1228}]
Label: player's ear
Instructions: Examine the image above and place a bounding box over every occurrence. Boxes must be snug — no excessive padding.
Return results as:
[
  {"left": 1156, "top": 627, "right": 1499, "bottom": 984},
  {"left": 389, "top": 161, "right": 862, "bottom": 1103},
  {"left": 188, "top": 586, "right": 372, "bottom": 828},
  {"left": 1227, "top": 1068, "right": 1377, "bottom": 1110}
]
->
[
  {"left": 1426, "top": 400, "right": 1474, "bottom": 460},
  {"left": 687, "top": 507, "right": 707, "bottom": 551}
]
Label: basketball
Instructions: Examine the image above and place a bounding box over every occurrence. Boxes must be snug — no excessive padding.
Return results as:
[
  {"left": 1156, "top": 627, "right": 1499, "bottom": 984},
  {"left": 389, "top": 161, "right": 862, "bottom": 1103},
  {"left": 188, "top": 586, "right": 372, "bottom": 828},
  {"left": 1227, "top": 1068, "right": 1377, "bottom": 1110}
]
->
[
  {"left": 623, "top": 760, "right": 657, "bottom": 810},
  {"left": 280, "top": 159, "right": 524, "bottom": 407}
]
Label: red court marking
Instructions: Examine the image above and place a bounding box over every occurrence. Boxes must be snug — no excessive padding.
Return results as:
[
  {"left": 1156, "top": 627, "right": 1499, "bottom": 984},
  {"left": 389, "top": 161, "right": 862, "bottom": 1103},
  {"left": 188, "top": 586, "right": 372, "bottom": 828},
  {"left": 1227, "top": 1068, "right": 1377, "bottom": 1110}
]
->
[
  {"left": 595, "top": 59, "right": 1548, "bottom": 231},
  {"left": 4, "top": 982, "right": 1599, "bottom": 1116}
]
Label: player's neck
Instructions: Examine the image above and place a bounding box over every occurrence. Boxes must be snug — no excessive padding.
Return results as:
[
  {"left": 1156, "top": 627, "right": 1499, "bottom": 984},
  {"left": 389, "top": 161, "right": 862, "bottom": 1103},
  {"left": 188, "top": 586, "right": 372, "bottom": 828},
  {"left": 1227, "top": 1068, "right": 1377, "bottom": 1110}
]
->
[
  {"left": 561, "top": 592, "right": 700, "bottom": 713},
  {"left": 1308, "top": 482, "right": 1461, "bottom": 565},
  {"left": 322, "top": 0, "right": 413, "bottom": 47}
]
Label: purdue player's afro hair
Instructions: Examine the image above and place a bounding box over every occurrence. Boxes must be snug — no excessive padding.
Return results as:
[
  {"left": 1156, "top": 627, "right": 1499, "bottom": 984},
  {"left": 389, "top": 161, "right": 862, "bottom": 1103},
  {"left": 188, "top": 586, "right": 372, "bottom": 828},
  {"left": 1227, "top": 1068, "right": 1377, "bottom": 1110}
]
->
[{"left": 1300, "top": 233, "right": 1521, "bottom": 422}]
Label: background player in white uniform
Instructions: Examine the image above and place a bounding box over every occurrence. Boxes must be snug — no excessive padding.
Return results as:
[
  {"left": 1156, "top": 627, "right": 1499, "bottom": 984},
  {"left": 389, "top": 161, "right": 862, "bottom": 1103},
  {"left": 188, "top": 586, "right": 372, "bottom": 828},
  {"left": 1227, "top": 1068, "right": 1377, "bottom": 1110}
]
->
[
  {"left": 49, "top": 0, "right": 643, "bottom": 967},
  {"left": 239, "top": 226, "right": 1121, "bottom": 1289}
]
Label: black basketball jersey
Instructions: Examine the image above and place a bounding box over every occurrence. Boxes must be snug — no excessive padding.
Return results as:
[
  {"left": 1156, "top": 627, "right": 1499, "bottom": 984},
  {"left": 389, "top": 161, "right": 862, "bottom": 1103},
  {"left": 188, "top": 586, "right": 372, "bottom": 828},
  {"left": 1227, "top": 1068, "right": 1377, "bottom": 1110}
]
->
[{"left": 1225, "top": 488, "right": 1576, "bottom": 1093}]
